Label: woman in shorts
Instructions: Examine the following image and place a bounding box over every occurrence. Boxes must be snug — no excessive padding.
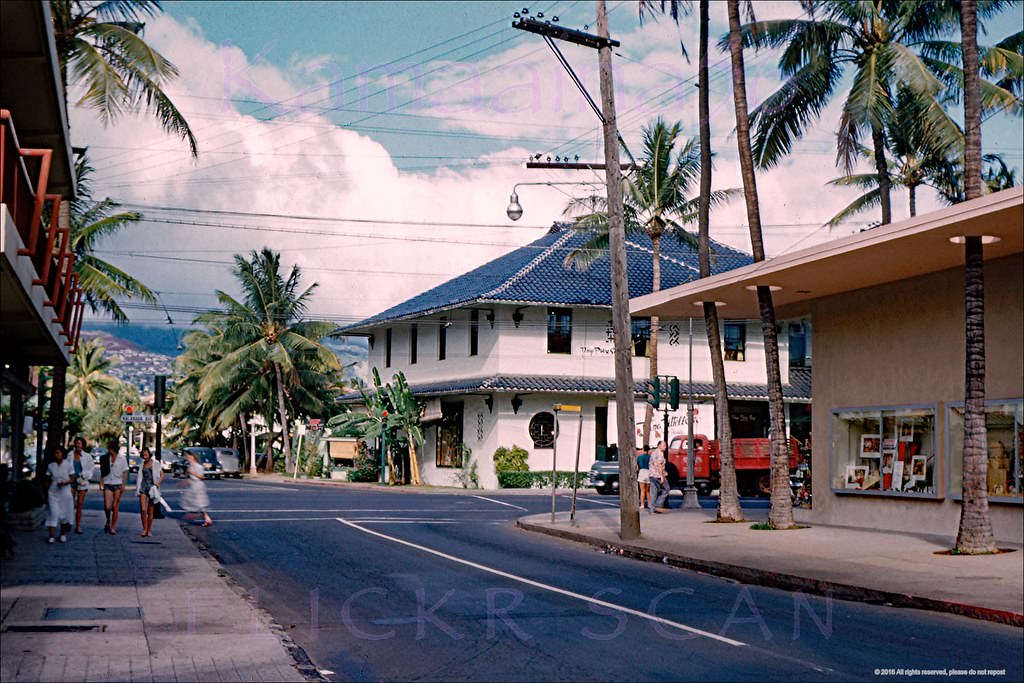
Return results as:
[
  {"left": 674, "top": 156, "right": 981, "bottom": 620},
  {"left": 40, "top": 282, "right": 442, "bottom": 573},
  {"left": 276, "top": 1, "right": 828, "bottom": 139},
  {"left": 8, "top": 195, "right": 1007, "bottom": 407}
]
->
[
  {"left": 636, "top": 446, "right": 651, "bottom": 510},
  {"left": 69, "top": 436, "right": 94, "bottom": 534},
  {"left": 102, "top": 440, "right": 129, "bottom": 534},
  {"left": 136, "top": 447, "right": 163, "bottom": 537}
]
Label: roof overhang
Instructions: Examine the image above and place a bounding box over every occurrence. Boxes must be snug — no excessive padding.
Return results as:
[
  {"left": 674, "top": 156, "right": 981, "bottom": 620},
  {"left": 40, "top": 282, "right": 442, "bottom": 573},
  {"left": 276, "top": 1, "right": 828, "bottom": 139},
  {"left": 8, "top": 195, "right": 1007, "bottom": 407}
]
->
[
  {"left": 631, "top": 188, "right": 1024, "bottom": 320},
  {"left": 0, "top": 0, "right": 76, "bottom": 199}
]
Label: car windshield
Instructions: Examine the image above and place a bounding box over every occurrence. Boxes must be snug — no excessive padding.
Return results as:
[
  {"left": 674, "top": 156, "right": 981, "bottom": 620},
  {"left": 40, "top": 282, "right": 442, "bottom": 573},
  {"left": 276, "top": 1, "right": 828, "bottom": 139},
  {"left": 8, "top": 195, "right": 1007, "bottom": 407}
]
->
[{"left": 187, "top": 448, "right": 216, "bottom": 463}]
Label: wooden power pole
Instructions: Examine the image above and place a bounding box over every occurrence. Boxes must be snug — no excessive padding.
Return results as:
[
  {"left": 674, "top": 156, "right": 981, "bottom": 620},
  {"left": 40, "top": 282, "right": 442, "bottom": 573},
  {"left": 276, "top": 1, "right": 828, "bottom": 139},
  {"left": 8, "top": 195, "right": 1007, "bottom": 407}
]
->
[{"left": 596, "top": 0, "right": 639, "bottom": 540}]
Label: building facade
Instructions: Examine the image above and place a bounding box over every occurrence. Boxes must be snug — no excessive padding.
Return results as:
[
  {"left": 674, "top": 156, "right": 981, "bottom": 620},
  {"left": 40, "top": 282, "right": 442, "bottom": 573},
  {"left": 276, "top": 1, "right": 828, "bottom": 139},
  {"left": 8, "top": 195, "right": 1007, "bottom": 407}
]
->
[
  {"left": 339, "top": 225, "right": 812, "bottom": 490},
  {"left": 1, "top": 1, "right": 83, "bottom": 476},
  {"left": 633, "top": 188, "right": 1023, "bottom": 542}
]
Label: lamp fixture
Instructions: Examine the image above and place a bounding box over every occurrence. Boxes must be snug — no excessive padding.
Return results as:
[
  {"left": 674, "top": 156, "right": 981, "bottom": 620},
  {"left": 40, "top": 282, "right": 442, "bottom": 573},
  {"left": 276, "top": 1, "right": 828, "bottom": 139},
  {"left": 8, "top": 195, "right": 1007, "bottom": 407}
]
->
[
  {"left": 367, "top": 334, "right": 375, "bottom": 349},
  {"left": 510, "top": 394, "right": 525, "bottom": 414},
  {"left": 948, "top": 235, "right": 1001, "bottom": 244},
  {"left": 744, "top": 284, "right": 783, "bottom": 292},
  {"left": 484, "top": 395, "right": 494, "bottom": 413},
  {"left": 512, "top": 307, "right": 526, "bottom": 328},
  {"left": 505, "top": 181, "right": 597, "bottom": 221}
]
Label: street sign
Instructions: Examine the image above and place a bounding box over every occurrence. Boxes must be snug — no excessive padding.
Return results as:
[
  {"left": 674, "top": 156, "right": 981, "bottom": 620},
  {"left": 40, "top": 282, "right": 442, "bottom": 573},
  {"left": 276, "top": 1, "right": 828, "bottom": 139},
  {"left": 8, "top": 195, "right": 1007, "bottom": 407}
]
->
[{"left": 120, "top": 414, "right": 154, "bottom": 423}]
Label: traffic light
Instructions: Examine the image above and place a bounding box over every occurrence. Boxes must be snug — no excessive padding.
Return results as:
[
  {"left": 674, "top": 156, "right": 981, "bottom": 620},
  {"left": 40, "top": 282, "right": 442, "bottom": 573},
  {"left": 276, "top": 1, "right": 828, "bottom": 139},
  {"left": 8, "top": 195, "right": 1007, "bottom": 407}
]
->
[
  {"left": 669, "top": 377, "right": 680, "bottom": 410},
  {"left": 154, "top": 375, "right": 167, "bottom": 412},
  {"left": 645, "top": 376, "right": 660, "bottom": 409}
]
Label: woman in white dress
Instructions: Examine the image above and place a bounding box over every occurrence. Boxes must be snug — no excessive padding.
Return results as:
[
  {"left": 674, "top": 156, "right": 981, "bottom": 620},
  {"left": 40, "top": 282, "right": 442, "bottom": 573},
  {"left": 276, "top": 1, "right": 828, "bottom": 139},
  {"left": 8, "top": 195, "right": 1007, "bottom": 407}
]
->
[
  {"left": 69, "top": 436, "right": 94, "bottom": 534},
  {"left": 180, "top": 451, "right": 213, "bottom": 527},
  {"left": 46, "top": 445, "right": 74, "bottom": 544}
]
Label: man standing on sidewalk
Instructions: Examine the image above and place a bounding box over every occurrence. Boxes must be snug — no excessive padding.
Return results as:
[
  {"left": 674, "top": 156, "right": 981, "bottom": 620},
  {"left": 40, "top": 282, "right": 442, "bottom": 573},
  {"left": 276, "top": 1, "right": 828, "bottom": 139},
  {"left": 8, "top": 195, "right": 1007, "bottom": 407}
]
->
[{"left": 649, "top": 441, "right": 670, "bottom": 513}]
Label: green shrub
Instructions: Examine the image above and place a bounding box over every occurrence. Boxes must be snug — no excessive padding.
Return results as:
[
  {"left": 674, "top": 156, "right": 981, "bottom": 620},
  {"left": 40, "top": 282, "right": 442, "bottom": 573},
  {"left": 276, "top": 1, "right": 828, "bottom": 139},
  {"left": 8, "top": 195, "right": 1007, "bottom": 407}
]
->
[
  {"left": 349, "top": 444, "right": 380, "bottom": 482},
  {"left": 497, "top": 471, "right": 587, "bottom": 489},
  {"left": 493, "top": 445, "right": 529, "bottom": 473}
]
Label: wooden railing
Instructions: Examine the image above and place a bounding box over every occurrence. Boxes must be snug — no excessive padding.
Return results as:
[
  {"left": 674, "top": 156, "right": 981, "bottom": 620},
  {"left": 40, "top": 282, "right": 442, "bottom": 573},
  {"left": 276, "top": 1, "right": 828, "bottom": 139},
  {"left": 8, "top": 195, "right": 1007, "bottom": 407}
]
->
[{"left": 1, "top": 108, "right": 84, "bottom": 352}]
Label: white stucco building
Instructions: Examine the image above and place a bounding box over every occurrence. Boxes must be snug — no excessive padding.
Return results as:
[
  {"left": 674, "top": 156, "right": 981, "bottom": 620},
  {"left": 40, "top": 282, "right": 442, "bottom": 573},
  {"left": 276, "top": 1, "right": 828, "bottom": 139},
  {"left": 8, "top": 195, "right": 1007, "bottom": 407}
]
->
[{"left": 337, "top": 225, "right": 811, "bottom": 490}]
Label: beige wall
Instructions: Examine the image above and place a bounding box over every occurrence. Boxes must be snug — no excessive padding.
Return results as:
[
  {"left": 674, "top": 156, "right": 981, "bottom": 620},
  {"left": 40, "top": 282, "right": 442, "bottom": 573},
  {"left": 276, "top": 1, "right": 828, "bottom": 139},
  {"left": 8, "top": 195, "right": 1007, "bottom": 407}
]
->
[{"left": 807, "top": 254, "right": 1024, "bottom": 542}]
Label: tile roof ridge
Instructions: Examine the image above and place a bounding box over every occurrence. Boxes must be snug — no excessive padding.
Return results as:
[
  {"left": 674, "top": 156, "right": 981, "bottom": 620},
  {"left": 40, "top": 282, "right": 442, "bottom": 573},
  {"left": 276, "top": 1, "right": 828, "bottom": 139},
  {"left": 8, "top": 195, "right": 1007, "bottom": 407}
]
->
[
  {"left": 484, "top": 229, "right": 577, "bottom": 298},
  {"left": 625, "top": 236, "right": 700, "bottom": 274}
]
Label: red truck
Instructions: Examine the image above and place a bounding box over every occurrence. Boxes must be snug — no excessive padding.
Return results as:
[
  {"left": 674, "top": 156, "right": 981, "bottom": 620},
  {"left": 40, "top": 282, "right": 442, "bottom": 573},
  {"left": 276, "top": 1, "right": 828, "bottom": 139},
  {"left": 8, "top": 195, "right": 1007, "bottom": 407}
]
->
[{"left": 667, "top": 435, "right": 800, "bottom": 497}]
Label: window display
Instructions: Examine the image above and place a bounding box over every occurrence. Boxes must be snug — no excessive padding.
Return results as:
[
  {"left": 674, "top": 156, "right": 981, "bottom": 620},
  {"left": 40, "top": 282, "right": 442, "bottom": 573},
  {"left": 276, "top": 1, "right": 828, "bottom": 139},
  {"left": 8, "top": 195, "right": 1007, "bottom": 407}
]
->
[
  {"left": 831, "top": 406, "right": 936, "bottom": 495},
  {"left": 948, "top": 400, "right": 1022, "bottom": 501}
]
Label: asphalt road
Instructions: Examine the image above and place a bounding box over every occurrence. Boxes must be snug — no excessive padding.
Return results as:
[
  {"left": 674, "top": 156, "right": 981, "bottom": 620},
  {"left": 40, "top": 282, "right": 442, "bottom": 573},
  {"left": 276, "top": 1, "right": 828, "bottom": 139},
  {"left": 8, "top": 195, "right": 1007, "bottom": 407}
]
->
[{"left": 134, "top": 479, "right": 1023, "bottom": 682}]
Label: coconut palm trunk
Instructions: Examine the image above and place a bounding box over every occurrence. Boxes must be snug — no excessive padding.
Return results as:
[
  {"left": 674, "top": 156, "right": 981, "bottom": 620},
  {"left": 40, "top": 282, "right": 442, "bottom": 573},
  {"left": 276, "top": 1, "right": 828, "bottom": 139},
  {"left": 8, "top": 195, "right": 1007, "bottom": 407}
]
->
[
  {"left": 643, "top": 231, "right": 663, "bottom": 447},
  {"left": 871, "top": 124, "right": 892, "bottom": 224},
  {"left": 727, "top": 0, "right": 793, "bottom": 529},
  {"left": 954, "top": 0, "right": 996, "bottom": 554},
  {"left": 698, "top": 0, "right": 741, "bottom": 522},
  {"left": 274, "top": 362, "right": 294, "bottom": 473}
]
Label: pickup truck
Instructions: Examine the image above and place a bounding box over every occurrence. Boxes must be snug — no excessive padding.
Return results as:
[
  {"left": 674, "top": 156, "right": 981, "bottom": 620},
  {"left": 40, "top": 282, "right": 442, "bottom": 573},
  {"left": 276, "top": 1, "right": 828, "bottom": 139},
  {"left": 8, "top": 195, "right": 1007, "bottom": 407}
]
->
[{"left": 667, "top": 434, "right": 800, "bottom": 497}]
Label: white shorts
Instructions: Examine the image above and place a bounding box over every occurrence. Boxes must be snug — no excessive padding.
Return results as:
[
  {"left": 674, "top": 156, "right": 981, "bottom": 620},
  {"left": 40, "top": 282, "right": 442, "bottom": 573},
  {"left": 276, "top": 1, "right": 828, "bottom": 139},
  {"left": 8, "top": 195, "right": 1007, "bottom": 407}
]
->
[{"left": 638, "top": 469, "right": 650, "bottom": 484}]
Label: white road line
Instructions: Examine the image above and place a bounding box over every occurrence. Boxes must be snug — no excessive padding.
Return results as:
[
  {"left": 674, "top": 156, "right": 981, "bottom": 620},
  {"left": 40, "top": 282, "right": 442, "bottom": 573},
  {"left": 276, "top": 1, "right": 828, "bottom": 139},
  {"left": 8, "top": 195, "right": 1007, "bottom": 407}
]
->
[
  {"left": 563, "top": 495, "right": 620, "bottom": 507},
  {"left": 201, "top": 508, "right": 509, "bottom": 513},
  {"left": 335, "top": 517, "right": 746, "bottom": 647},
  {"left": 472, "top": 495, "right": 528, "bottom": 512},
  {"left": 212, "top": 516, "right": 505, "bottom": 525}
]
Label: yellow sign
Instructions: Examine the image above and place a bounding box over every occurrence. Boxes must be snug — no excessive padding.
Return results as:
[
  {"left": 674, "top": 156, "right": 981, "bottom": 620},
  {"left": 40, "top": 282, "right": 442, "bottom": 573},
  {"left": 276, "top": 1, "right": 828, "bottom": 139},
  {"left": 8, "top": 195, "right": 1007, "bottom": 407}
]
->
[{"left": 554, "top": 404, "right": 582, "bottom": 412}]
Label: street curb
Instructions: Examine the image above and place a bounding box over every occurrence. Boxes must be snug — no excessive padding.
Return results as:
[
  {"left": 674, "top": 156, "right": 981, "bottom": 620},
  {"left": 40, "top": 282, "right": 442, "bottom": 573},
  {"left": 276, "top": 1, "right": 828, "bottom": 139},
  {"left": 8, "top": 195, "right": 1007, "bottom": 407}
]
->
[
  {"left": 179, "top": 523, "right": 329, "bottom": 682},
  {"left": 515, "top": 520, "right": 1024, "bottom": 628},
  {"left": 258, "top": 474, "right": 593, "bottom": 497}
]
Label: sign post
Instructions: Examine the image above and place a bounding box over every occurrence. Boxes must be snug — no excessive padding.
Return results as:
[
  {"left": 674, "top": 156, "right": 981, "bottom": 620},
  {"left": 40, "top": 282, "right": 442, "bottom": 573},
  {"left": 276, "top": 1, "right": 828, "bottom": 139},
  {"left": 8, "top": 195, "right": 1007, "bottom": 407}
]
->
[{"left": 551, "top": 404, "right": 582, "bottom": 524}]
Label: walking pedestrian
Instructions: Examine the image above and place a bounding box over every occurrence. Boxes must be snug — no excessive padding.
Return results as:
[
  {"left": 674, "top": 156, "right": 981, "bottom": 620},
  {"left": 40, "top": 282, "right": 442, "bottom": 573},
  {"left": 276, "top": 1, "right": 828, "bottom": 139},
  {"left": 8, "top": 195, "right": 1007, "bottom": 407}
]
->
[
  {"left": 136, "top": 447, "right": 163, "bottom": 537},
  {"left": 69, "top": 436, "right": 94, "bottom": 534},
  {"left": 649, "top": 440, "right": 670, "bottom": 513},
  {"left": 636, "top": 445, "right": 651, "bottom": 510},
  {"left": 181, "top": 451, "right": 213, "bottom": 527},
  {"left": 46, "top": 445, "right": 74, "bottom": 544},
  {"left": 102, "top": 440, "right": 128, "bottom": 534}
]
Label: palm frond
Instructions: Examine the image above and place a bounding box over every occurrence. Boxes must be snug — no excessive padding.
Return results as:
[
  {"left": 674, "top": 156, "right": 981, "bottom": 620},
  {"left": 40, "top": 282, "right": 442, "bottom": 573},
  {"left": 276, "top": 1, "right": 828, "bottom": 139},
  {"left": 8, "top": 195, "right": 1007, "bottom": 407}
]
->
[{"left": 825, "top": 188, "right": 882, "bottom": 227}]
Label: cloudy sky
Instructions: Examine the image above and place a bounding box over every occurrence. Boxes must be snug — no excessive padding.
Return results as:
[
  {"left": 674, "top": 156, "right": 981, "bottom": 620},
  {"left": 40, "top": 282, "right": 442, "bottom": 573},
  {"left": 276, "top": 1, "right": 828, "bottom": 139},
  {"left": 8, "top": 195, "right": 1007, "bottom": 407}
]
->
[{"left": 71, "top": 0, "right": 1024, "bottom": 332}]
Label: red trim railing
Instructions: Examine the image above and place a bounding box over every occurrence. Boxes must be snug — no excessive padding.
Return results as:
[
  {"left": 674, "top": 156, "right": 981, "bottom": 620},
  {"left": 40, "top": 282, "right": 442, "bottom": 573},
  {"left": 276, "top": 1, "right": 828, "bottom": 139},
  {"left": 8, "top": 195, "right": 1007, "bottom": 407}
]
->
[{"left": 1, "top": 109, "right": 79, "bottom": 352}]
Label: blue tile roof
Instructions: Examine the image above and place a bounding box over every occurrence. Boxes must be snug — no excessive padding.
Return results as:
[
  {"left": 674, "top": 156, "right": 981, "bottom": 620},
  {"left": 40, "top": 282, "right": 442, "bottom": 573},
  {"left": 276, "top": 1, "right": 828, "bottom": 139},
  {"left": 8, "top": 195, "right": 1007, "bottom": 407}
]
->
[
  {"left": 337, "top": 372, "right": 811, "bottom": 404},
  {"left": 339, "top": 225, "right": 752, "bottom": 333}
]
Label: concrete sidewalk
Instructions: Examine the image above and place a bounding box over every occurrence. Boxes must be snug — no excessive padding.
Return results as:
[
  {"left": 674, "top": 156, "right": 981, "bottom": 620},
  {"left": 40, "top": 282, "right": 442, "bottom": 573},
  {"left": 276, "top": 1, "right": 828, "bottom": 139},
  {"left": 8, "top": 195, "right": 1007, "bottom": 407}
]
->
[
  {"left": 1, "top": 508, "right": 311, "bottom": 682},
  {"left": 518, "top": 505, "right": 1024, "bottom": 627}
]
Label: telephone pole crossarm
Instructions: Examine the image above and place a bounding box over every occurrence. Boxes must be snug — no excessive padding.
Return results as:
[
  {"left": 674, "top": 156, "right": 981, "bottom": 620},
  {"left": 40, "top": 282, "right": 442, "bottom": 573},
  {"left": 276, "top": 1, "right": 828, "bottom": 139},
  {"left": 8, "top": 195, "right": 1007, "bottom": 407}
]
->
[{"left": 512, "top": 16, "right": 620, "bottom": 49}]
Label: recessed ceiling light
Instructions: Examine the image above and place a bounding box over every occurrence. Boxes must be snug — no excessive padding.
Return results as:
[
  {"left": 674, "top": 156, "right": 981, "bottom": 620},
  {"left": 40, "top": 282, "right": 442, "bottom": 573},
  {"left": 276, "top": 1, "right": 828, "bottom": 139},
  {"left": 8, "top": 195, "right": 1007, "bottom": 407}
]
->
[
  {"left": 796, "top": 290, "right": 812, "bottom": 294},
  {"left": 744, "top": 284, "right": 783, "bottom": 292},
  {"left": 948, "top": 235, "right": 1001, "bottom": 244},
  {"left": 693, "top": 300, "right": 727, "bottom": 306}
]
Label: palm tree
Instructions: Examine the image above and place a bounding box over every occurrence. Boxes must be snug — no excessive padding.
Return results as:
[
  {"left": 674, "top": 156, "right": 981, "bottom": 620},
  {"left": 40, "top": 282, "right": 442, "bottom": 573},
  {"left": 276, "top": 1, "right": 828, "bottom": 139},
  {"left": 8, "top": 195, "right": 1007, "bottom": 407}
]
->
[
  {"left": 45, "top": 156, "right": 155, "bottom": 467},
  {"left": 65, "top": 338, "right": 119, "bottom": 413},
  {"left": 563, "top": 119, "right": 737, "bottom": 446},
  {"left": 954, "top": 0, "right": 997, "bottom": 555},
  {"left": 729, "top": 1, "right": 969, "bottom": 226},
  {"left": 328, "top": 368, "right": 393, "bottom": 484},
  {"left": 384, "top": 372, "right": 425, "bottom": 486},
  {"left": 726, "top": 0, "right": 794, "bottom": 529},
  {"left": 51, "top": 0, "right": 198, "bottom": 157},
  {"left": 197, "top": 249, "right": 341, "bottom": 474}
]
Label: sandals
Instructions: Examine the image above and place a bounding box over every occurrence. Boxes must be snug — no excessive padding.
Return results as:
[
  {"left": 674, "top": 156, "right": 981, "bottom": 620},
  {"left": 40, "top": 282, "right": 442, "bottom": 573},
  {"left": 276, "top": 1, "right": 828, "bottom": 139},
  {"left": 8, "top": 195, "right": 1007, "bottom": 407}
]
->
[{"left": 201, "top": 520, "right": 213, "bottom": 527}]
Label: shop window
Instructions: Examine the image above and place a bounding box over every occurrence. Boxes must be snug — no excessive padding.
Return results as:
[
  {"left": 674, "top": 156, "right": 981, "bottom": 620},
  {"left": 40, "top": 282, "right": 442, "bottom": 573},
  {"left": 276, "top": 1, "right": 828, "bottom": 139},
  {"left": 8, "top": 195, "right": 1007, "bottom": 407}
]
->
[
  {"left": 948, "top": 400, "right": 1023, "bottom": 502},
  {"left": 438, "top": 317, "right": 448, "bottom": 361},
  {"left": 410, "top": 324, "right": 417, "bottom": 365},
  {"left": 831, "top": 406, "right": 937, "bottom": 496},
  {"left": 547, "top": 308, "right": 572, "bottom": 354},
  {"left": 631, "top": 317, "right": 651, "bottom": 357},
  {"left": 470, "top": 310, "right": 479, "bottom": 357},
  {"left": 789, "top": 322, "right": 809, "bottom": 368},
  {"left": 436, "top": 402, "right": 464, "bottom": 467},
  {"left": 385, "top": 327, "right": 392, "bottom": 368},
  {"left": 724, "top": 323, "right": 746, "bottom": 361}
]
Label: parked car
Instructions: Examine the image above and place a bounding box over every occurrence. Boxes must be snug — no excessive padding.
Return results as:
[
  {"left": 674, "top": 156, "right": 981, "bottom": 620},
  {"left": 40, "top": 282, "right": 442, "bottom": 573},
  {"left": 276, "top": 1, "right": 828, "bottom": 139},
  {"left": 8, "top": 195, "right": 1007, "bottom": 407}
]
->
[
  {"left": 173, "top": 447, "right": 223, "bottom": 479},
  {"left": 214, "top": 448, "right": 243, "bottom": 478}
]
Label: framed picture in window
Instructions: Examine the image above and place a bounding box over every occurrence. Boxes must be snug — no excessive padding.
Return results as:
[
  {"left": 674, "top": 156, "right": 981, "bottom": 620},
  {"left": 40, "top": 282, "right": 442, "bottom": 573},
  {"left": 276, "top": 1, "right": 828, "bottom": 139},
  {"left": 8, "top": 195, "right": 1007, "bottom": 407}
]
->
[
  {"left": 845, "top": 465, "right": 868, "bottom": 489},
  {"left": 910, "top": 455, "right": 927, "bottom": 481},
  {"left": 891, "top": 460, "right": 905, "bottom": 491},
  {"left": 860, "top": 434, "right": 882, "bottom": 459}
]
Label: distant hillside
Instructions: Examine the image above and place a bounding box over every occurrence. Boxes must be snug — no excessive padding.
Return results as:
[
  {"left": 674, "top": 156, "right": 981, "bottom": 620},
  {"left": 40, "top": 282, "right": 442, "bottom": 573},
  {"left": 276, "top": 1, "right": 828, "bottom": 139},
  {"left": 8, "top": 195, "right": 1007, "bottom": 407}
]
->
[{"left": 80, "top": 322, "right": 368, "bottom": 388}]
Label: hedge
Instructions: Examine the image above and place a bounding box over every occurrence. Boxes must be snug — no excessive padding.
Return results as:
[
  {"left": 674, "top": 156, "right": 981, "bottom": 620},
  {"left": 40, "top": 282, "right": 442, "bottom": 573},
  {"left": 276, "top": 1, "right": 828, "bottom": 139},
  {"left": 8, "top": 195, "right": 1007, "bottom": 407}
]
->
[{"left": 498, "top": 470, "right": 588, "bottom": 489}]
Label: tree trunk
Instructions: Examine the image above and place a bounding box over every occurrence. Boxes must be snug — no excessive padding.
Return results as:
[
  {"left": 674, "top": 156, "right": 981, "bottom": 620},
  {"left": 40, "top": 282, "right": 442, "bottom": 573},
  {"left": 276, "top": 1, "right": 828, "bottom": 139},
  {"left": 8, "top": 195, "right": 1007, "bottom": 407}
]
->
[
  {"left": 871, "top": 123, "right": 892, "bottom": 225},
  {"left": 408, "top": 438, "right": 421, "bottom": 486},
  {"left": 597, "top": 0, "right": 640, "bottom": 541},
  {"left": 273, "top": 362, "right": 293, "bottom": 473},
  {"left": 954, "top": 1, "right": 995, "bottom": 553},
  {"left": 727, "top": 0, "right": 793, "bottom": 528},
  {"left": 643, "top": 232, "right": 662, "bottom": 448},
  {"left": 45, "top": 364, "right": 68, "bottom": 474},
  {"left": 909, "top": 184, "right": 917, "bottom": 217},
  {"left": 698, "top": 0, "right": 742, "bottom": 522}
]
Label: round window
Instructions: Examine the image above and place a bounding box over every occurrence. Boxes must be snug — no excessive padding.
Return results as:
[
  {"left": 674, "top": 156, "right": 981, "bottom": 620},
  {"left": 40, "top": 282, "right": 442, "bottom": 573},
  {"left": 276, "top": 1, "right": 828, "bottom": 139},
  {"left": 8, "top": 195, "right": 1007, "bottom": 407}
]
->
[{"left": 528, "top": 412, "right": 555, "bottom": 449}]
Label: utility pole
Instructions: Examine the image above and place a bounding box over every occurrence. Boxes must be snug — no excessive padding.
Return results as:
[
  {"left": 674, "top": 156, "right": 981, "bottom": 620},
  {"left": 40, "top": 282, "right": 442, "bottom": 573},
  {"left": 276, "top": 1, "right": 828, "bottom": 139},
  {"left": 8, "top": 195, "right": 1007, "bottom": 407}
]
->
[
  {"left": 596, "top": 0, "right": 639, "bottom": 540},
  {"left": 513, "top": 2, "right": 638, "bottom": 538}
]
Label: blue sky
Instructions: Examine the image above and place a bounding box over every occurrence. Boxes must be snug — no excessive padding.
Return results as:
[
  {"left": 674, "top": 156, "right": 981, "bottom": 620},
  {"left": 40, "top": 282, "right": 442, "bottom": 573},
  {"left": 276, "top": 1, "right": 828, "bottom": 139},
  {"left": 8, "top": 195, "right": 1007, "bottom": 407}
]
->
[{"left": 71, "top": 1, "right": 1023, "bottom": 329}]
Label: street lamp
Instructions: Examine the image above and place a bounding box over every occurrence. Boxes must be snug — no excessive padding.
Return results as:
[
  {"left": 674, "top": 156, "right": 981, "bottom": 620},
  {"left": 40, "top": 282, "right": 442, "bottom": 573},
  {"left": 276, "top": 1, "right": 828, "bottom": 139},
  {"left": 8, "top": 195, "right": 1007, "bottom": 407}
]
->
[{"left": 505, "top": 181, "right": 599, "bottom": 221}]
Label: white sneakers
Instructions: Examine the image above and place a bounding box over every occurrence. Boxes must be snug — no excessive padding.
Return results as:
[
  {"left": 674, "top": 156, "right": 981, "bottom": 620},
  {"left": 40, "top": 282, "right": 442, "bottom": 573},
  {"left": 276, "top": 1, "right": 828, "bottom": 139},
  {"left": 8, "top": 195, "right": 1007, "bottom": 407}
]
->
[
  {"left": 48, "top": 537, "right": 55, "bottom": 544},
  {"left": 59, "top": 534, "right": 67, "bottom": 543}
]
